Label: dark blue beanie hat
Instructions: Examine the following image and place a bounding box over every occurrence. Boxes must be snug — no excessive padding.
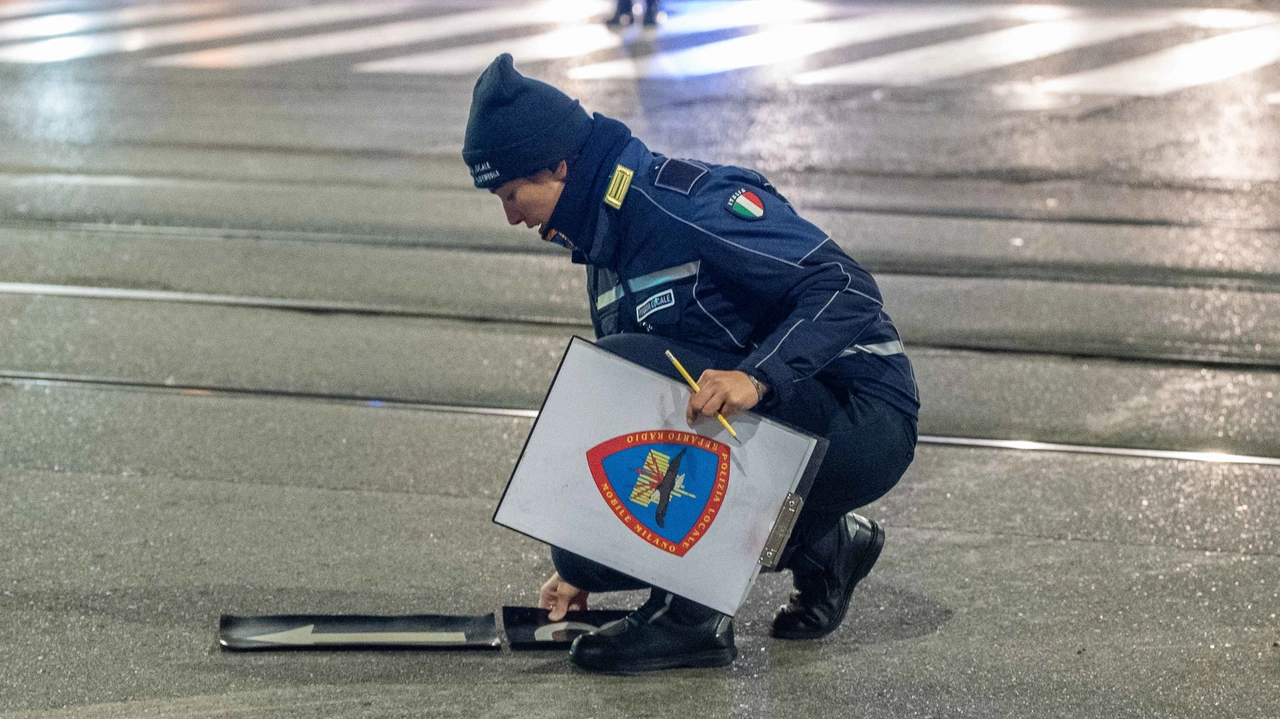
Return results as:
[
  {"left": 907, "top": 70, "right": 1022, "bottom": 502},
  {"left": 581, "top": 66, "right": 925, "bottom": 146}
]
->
[{"left": 463, "top": 54, "right": 595, "bottom": 190}]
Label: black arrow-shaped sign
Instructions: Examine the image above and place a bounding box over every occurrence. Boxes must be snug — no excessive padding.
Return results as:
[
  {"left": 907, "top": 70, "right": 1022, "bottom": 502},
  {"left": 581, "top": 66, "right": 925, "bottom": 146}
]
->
[{"left": 219, "top": 614, "right": 500, "bottom": 651}]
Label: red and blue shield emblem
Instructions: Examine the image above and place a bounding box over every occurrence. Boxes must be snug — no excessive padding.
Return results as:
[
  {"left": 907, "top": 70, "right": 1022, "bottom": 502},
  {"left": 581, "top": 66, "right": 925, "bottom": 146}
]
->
[{"left": 586, "top": 431, "right": 730, "bottom": 557}]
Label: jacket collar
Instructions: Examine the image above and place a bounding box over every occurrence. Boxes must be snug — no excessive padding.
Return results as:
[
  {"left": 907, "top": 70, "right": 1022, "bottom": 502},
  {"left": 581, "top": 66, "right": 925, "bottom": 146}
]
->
[{"left": 543, "top": 113, "right": 632, "bottom": 263}]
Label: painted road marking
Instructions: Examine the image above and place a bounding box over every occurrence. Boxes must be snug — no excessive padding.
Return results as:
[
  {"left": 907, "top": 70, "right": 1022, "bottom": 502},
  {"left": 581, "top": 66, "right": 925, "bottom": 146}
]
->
[
  {"left": 793, "top": 15, "right": 1180, "bottom": 86},
  {"left": 0, "top": 2, "right": 231, "bottom": 42},
  {"left": 1, "top": 0, "right": 1274, "bottom": 104},
  {"left": 1020, "top": 23, "right": 1280, "bottom": 96},
  {"left": 567, "top": 6, "right": 1006, "bottom": 80},
  {"left": 354, "top": 0, "right": 840, "bottom": 75},
  {"left": 148, "top": 0, "right": 610, "bottom": 68},
  {"left": 0, "top": 0, "right": 421, "bottom": 63},
  {"left": 355, "top": 22, "right": 624, "bottom": 75},
  {"left": 0, "top": 0, "right": 91, "bottom": 21}
]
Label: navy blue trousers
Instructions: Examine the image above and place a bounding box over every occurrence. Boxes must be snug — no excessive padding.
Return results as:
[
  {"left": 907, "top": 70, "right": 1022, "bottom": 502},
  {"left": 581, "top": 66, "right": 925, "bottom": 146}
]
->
[{"left": 552, "top": 333, "right": 916, "bottom": 597}]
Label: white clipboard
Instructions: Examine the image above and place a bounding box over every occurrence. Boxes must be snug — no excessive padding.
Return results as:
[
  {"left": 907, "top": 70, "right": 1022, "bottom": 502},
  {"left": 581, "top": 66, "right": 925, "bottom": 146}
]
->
[{"left": 494, "top": 338, "right": 826, "bottom": 616}]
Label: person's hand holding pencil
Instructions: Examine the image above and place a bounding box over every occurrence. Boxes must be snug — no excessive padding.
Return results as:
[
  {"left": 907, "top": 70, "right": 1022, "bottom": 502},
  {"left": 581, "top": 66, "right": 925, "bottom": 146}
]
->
[{"left": 665, "top": 350, "right": 761, "bottom": 439}]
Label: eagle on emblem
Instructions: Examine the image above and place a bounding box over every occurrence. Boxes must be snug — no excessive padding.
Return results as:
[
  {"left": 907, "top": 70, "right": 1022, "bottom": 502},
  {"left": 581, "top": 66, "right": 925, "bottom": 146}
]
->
[{"left": 654, "top": 447, "right": 687, "bottom": 528}]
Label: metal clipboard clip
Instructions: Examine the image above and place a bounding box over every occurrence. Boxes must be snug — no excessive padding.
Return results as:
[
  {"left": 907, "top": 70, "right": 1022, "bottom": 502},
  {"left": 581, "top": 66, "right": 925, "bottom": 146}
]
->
[{"left": 758, "top": 492, "right": 804, "bottom": 568}]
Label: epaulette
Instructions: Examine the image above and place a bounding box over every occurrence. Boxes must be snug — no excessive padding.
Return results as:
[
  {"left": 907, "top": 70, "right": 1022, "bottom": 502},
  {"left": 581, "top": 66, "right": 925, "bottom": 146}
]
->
[
  {"left": 653, "top": 158, "right": 709, "bottom": 196},
  {"left": 604, "top": 164, "right": 634, "bottom": 209}
]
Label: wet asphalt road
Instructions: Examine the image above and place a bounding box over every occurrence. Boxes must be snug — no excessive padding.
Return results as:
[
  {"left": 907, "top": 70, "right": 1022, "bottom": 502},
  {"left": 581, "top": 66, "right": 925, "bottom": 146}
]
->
[{"left": 1, "top": 0, "right": 1279, "bottom": 716}]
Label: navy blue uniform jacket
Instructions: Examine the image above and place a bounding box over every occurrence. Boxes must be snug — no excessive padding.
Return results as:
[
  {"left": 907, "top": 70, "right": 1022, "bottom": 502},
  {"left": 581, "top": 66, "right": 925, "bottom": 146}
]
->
[{"left": 544, "top": 116, "right": 920, "bottom": 422}]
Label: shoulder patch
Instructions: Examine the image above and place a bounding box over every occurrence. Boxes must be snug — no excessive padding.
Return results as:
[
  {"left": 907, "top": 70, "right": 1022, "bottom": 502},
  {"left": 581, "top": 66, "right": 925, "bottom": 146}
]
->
[
  {"left": 604, "top": 164, "right": 633, "bottom": 209},
  {"left": 726, "top": 189, "right": 765, "bottom": 221},
  {"left": 653, "top": 158, "right": 708, "bottom": 196}
]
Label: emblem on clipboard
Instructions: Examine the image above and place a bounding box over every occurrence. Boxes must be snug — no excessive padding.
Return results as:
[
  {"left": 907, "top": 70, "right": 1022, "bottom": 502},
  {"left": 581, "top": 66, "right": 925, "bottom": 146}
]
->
[{"left": 586, "top": 431, "right": 731, "bottom": 557}]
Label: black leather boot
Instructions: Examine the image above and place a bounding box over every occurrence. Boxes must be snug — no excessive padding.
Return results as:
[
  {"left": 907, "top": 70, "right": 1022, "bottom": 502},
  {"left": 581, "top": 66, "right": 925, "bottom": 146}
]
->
[
  {"left": 771, "top": 512, "right": 884, "bottom": 640},
  {"left": 570, "top": 590, "right": 736, "bottom": 672}
]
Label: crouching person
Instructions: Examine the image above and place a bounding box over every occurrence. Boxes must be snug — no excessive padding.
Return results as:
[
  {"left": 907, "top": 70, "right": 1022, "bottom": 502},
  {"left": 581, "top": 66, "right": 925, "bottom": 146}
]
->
[{"left": 464, "top": 55, "right": 919, "bottom": 672}]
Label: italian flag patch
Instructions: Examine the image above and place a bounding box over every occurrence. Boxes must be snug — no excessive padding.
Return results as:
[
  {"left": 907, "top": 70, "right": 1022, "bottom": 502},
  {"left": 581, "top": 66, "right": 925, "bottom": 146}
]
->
[{"left": 726, "top": 189, "right": 765, "bottom": 220}]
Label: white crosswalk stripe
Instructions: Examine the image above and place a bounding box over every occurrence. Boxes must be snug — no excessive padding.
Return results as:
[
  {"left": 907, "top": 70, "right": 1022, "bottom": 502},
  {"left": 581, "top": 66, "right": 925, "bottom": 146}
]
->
[
  {"left": 353, "top": 0, "right": 841, "bottom": 75},
  {"left": 0, "top": 0, "right": 421, "bottom": 63},
  {"left": 1009, "top": 23, "right": 1280, "bottom": 96},
  {"left": 792, "top": 15, "right": 1181, "bottom": 86},
  {"left": 354, "top": 22, "right": 623, "bottom": 76},
  {"left": 0, "top": 0, "right": 89, "bottom": 21},
  {"left": 0, "top": 1, "right": 231, "bottom": 43},
  {"left": 2, "top": 1, "right": 1278, "bottom": 104},
  {"left": 794, "top": 8, "right": 1278, "bottom": 87},
  {"left": 638, "top": 0, "right": 839, "bottom": 34},
  {"left": 566, "top": 6, "right": 1010, "bottom": 80},
  {"left": 148, "top": 0, "right": 611, "bottom": 68}
]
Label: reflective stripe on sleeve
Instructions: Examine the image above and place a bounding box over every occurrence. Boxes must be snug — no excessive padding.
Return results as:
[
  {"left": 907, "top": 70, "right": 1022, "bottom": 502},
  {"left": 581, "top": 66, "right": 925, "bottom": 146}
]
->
[
  {"left": 595, "top": 260, "right": 702, "bottom": 310},
  {"left": 595, "top": 284, "right": 625, "bottom": 310},
  {"left": 628, "top": 260, "right": 701, "bottom": 293},
  {"left": 841, "top": 340, "right": 905, "bottom": 357}
]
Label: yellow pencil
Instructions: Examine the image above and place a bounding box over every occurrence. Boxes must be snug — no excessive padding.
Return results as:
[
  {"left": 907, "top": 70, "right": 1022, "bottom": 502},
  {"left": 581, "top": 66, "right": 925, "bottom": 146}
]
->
[{"left": 664, "top": 350, "right": 739, "bottom": 439}]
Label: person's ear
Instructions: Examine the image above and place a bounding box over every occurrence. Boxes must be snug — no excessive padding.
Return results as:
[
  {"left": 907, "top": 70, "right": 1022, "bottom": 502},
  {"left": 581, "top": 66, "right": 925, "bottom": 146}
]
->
[{"left": 553, "top": 160, "right": 568, "bottom": 181}]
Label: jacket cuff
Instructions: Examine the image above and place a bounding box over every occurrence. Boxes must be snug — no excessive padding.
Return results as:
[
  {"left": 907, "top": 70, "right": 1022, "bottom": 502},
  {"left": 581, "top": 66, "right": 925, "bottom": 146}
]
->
[{"left": 738, "top": 362, "right": 793, "bottom": 409}]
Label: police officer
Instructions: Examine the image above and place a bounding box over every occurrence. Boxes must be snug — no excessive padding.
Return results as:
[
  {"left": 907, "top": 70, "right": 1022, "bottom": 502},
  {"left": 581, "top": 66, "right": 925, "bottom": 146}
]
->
[{"left": 464, "top": 55, "right": 918, "bottom": 673}]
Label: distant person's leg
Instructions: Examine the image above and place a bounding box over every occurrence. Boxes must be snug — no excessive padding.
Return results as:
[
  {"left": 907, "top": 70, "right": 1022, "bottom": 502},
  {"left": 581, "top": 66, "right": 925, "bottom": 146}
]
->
[
  {"left": 606, "top": 0, "right": 633, "bottom": 26},
  {"left": 642, "top": 0, "right": 660, "bottom": 26}
]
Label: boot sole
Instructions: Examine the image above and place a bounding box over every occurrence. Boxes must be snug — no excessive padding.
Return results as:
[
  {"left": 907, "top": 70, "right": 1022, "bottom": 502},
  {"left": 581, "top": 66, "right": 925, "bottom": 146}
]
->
[
  {"left": 771, "top": 520, "right": 885, "bottom": 640},
  {"left": 570, "top": 646, "right": 737, "bottom": 673}
]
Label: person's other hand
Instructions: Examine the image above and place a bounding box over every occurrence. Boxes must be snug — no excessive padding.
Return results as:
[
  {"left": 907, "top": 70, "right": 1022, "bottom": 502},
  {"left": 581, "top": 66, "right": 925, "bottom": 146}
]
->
[
  {"left": 687, "top": 369, "right": 759, "bottom": 425},
  {"left": 539, "top": 572, "right": 589, "bottom": 621}
]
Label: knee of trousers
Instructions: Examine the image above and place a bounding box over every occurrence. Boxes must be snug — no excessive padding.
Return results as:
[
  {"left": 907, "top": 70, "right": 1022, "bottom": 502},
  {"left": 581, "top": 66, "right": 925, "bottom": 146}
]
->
[
  {"left": 551, "top": 546, "right": 594, "bottom": 588},
  {"left": 593, "top": 333, "right": 691, "bottom": 380},
  {"left": 551, "top": 546, "right": 645, "bottom": 593},
  {"left": 594, "top": 333, "right": 667, "bottom": 360}
]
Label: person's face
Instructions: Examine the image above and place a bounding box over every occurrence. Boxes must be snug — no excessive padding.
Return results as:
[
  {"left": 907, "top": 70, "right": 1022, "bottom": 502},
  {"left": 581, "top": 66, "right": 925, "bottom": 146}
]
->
[{"left": 492, "top": 161, "right": 568, "bottom": 239}]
